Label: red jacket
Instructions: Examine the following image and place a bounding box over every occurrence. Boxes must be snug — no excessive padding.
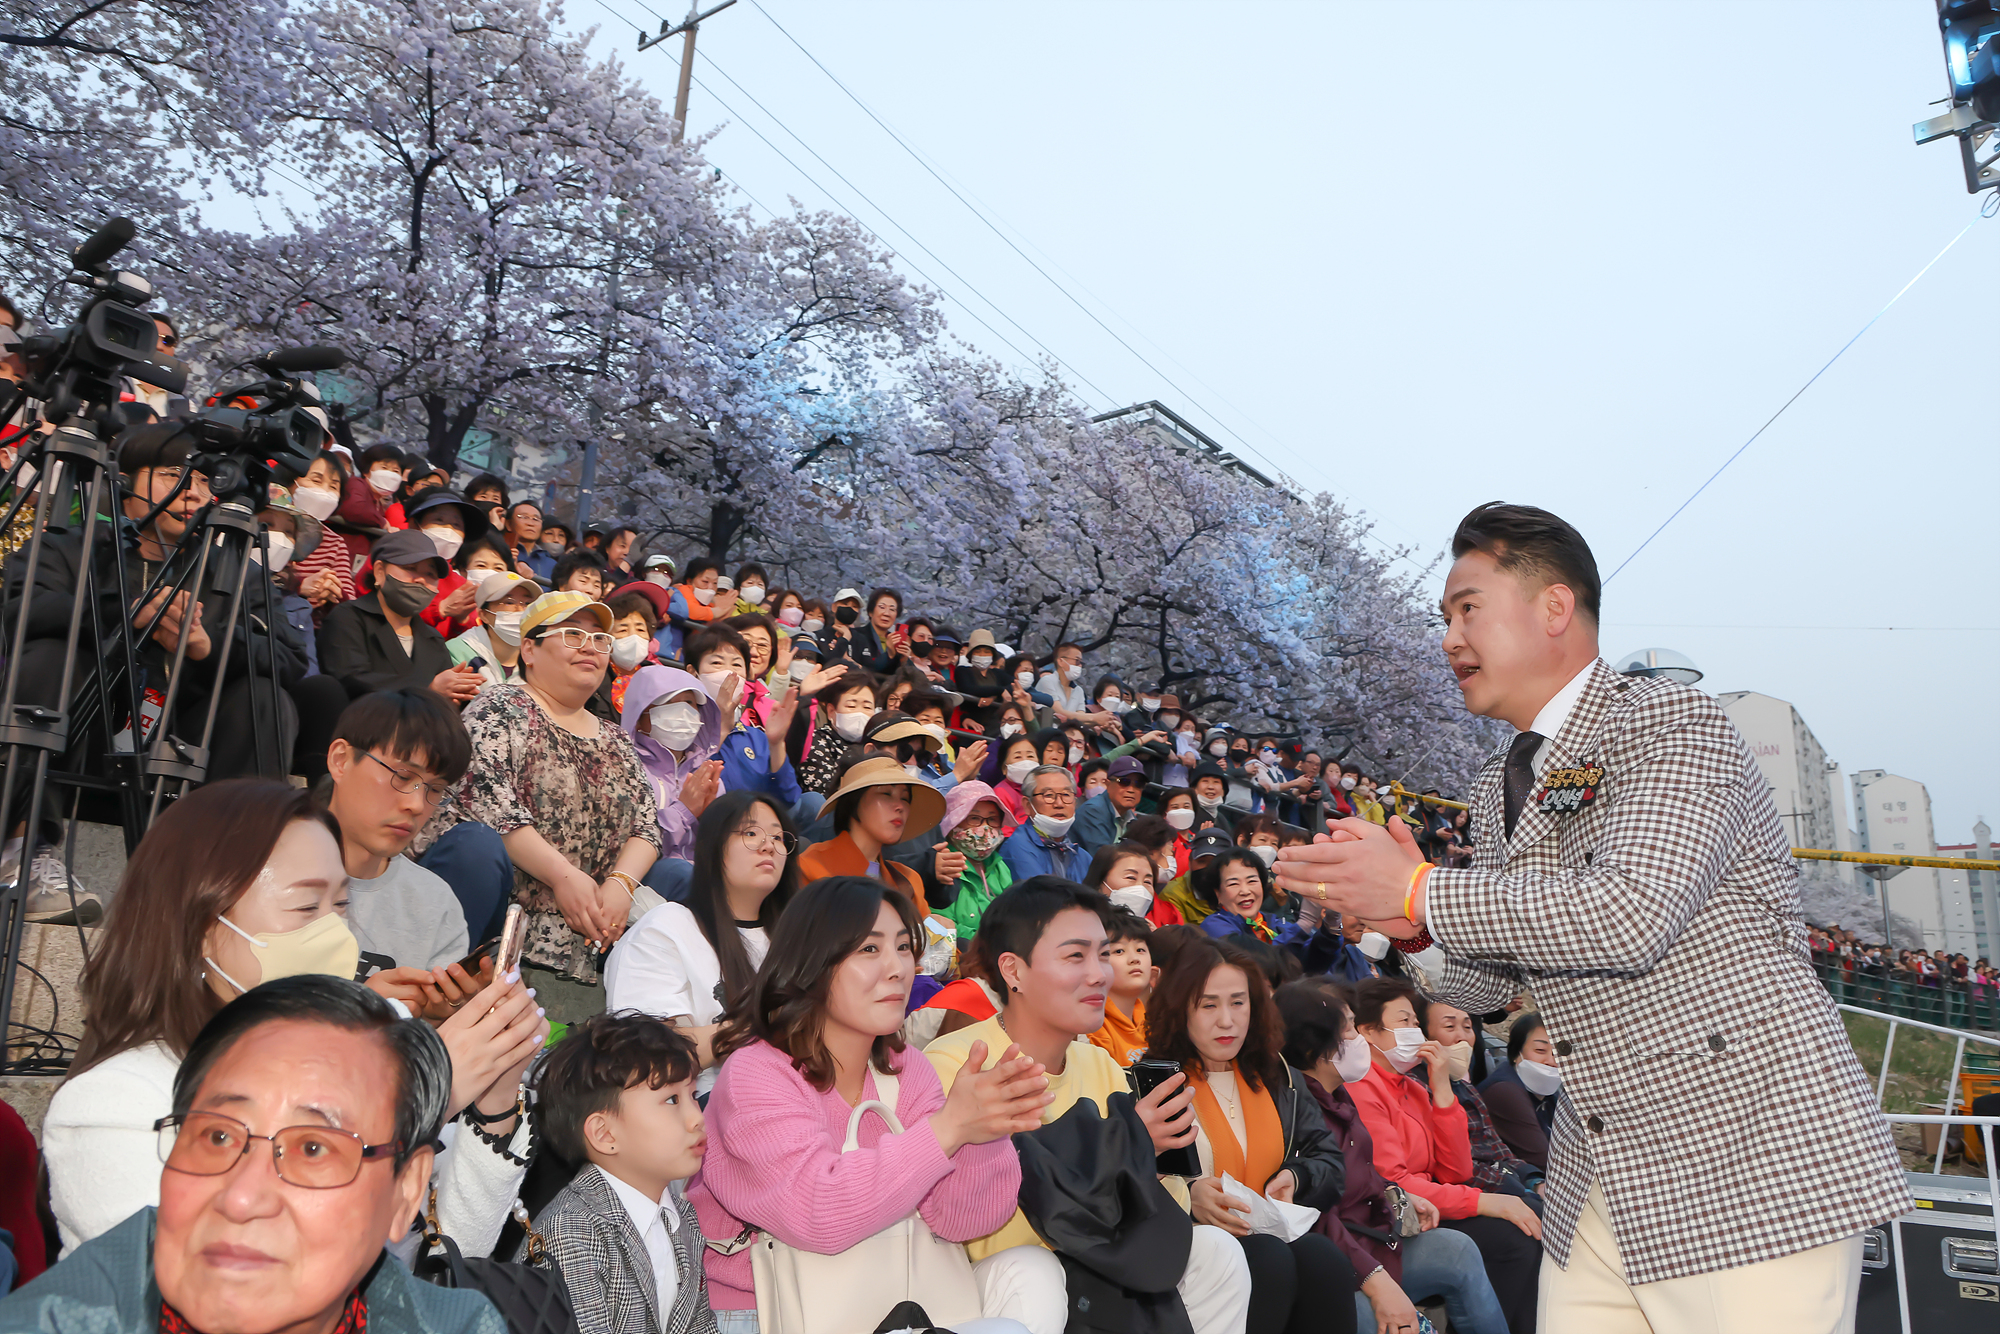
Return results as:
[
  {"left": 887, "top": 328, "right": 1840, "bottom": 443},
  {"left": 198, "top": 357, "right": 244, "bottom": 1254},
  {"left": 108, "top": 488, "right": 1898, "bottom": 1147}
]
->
[{"left": 1340, "top": 1058, "right": 1479, "bottom": 1218}]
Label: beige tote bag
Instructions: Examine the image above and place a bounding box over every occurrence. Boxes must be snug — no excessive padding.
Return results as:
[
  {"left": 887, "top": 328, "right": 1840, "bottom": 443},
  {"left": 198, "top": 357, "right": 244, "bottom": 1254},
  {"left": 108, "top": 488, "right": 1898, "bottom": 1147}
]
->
[{"left": 749, "top": 1069, "right": 984, "bottom": 1334}]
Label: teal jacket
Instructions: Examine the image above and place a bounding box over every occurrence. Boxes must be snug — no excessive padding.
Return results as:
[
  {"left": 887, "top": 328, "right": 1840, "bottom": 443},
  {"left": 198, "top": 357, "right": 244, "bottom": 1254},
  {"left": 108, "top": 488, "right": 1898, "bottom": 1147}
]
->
[{"left": 0, "top": 1209, "right": 503, "bottom": 1334}]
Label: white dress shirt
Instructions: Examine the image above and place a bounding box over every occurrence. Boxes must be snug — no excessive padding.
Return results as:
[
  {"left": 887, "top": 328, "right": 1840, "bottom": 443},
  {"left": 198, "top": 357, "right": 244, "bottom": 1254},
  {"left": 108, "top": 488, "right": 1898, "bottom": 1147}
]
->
[
  {"left": 603, "top": 1170, "right": 682, "bottom": 1315},
  {"left": 1526, "top": 659, "right": 1599, "bottom": 776}
]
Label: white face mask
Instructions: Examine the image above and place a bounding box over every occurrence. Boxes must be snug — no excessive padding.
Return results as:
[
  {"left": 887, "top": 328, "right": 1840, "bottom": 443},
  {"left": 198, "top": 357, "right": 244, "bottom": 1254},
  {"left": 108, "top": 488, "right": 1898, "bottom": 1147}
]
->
[
  {"left": 291, "top": 486, "right": 339, "bottom": 521},
  {"left": 1031, "top": 812, "right": 1075, "bottom": 839},
  {"left": 1102, "top": 697, "right": 1127, "bottom": 714},
  {"left": 788, "top": 658, "right": 814, "bottom": 682},
  {"left": 366, "top": 466, "right": 402, "bottom": 495},
  {"left": 1331, "top": 1035, "right": 1374, "bottom": 1085},
  {"left": 740, "top": 583, "right": 765, "bottom": 605},
  {"left": 1517, "top": 1058, "right": 1563, "bottom": 1097},
  {"left": 1065, "top": 663, "right": 1082, "bottom": 683},
  {"left": 1000, "top": 722, "right": 1023, "bottom": 738},
  {"left": 801, "top": 617, "right": 824, "bottom": 635},
  {"left": 1384, "top": 1026, "right": 1427, "bottom": 1073},
  {"left": 649, "top": 700, "right": 703, "bottom": 752},
  {"left": 970, "top": 653, "right": 994, "bottom": 668},
  {"left": 1340, "top": 775, "right": 1358, "bottom": 791},
  {"left": 610, "top": 635, "right": 649, "bottom": 670},
  {"left": 1067, "top": 744, "right": 1085, "bottom": 764},
  {"left": 254, "top": 532, "right": 296, "bottom": 573},
  {"left": 1165, "top": 807, "right": 1195, "bottom": 830},
  {"left": 1249, "top": 844, "right": 1277, "bottom": 867},
  {"left": 922, "top": 723, "right": 949, "bottom": 745},
  {"left": 1108, "top": 885, "right": 1154, "bottom": 916},
  {"left": 1139, "top": 696, "right": 1160, "bottom": 712},
  {"left": 776, "top": 605, "right": 804, "bottom": 627},
  {"left": 1154, "top": 862, "right": 1174, "bottom": 884},
  {"left": 422, "top": 526, "right": 462, "bottom": 560},
  {"left": 832, "top": 711, "right": 870, "bottom": 741},
  {"left": 1260, "top": 750, "right": 1279, "bottom": 765},
  {"left": 1005, "top": 759, "right": 1036, "bottom": 786},
  {"left": 646, "top": 571, "right": 675, "bottom": 588},
  {"left": 489, "top": 610, "right": 525, "bottom": 646},
  {"left": 1208, "top": 742, "right": 1228, "bottom": 757},
  {"left": 1358, "top": 931, "right": 1392, "bottom": 961},
  {"left": 1016, "top": 670, "right": 1035, "bottom": 688},
  {"left": 691, "top": 587, "right": 715, "bottom": 606}
]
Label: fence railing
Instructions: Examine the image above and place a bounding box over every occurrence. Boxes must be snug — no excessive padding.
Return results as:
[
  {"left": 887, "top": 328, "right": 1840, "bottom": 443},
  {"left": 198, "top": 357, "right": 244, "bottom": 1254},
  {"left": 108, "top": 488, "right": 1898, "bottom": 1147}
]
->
[{"left": 1813, "top": 956, "right": 2000, "bottom": 1035}]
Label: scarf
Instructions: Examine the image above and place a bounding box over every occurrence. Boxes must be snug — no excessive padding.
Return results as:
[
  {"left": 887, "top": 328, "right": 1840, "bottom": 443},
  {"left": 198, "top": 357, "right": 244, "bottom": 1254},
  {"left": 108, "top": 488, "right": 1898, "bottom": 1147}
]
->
[{"left": 1189, "top": 1062, "right": 1285, "bottom": 1191}]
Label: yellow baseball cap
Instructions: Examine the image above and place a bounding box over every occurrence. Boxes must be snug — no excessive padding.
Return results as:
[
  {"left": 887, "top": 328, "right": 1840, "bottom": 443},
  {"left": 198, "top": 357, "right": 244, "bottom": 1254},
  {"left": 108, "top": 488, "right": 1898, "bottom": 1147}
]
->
[{"left": 519, "top": 590, "right": 612, "bottom": 640}]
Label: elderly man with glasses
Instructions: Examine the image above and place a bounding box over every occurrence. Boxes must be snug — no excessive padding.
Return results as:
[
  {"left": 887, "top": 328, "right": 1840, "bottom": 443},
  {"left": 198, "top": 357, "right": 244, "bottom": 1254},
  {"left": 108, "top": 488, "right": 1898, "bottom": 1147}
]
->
[
  {"left": 998, "top": 765, "right": 1090, "bottom": 882},
  {"left": 0, "top": 974, "right": 503, "bottom": 1334}
]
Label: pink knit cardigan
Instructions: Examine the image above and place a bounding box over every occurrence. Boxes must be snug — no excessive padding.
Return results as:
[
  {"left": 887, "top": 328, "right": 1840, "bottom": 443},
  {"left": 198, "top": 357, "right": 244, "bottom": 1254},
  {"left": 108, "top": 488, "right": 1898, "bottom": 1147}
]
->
[{"left": 688, "top": 1038, "right": 1023, "bottom": 1311}]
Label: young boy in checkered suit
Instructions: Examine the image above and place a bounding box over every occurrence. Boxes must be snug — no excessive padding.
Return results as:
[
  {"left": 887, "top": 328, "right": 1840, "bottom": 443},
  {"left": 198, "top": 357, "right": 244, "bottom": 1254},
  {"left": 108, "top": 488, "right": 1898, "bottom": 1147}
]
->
[{"left": 521, "top": 1014, "right": 718, "bottom": 1334}]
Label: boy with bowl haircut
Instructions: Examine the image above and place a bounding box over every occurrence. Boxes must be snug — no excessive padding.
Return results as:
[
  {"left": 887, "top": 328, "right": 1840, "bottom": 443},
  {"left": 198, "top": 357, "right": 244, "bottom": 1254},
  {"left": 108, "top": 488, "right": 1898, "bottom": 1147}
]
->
[
  {"left": 1088, "top": 909, "right": 1155, "bottom": 1068},
  {"left": 522, "top": 1013, "right": 717, "bottom": 1334}
]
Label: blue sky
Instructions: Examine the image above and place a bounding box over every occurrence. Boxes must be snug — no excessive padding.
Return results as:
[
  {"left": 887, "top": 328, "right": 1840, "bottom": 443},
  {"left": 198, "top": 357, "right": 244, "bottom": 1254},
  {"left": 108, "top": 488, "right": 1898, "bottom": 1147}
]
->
[{"left": 497, "top": 2, "right": 1967, "bottom": 841}]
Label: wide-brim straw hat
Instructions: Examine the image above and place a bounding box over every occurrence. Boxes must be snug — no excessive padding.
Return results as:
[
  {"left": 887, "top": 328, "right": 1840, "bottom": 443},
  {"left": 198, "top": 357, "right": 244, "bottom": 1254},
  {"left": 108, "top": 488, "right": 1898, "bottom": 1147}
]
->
[{"left": 825, "top": 756, "right": 946, "bottom": 840}]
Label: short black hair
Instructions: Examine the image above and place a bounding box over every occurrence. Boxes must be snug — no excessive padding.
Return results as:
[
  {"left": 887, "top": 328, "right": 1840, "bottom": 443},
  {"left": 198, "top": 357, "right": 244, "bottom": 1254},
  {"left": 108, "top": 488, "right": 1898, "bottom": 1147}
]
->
[
  {"left": 534, "top": 1011, "right": 701, "bottom": 1166},
  {"left": 552, "top": 546, "right": 609, "bottom": 589},
  {"left": 901, "top": 689, "right": 949, "bottom": 721},
  {"left": 685, "top": 624, "right": 751, "bottom": 670},
  {"left": 465, "top": 472, "right": 510, "bottom": 505},
  {"left": 172, "top": 975, "right": 450, "bottom": 1171},
  {"left": 507, "top": 499, "right": 544, "bottom": 520},
  {"left": 333, "top": 688, "right": 473, "bottom": 783},
  {"left": 867, "top": 586, "right": 902, "bottom": 617},
  {"left": 1449, "top": 502, "right": 1601, "bottom": 624},
  {"left": 1506, "top": 1012, "right": 1546, "bottom": 1064},
  {"left": 543, "top": 522, "right": 573, "bottom": 542},
  {"left": 1273, "top": 977, "right": 1350, "bottom": 1071},
  {"left": 1104, "top": 907, "right": 1151, "bottom": 945},
  {"left": 973, "top": 876, "right": 1114, "bottom": 995},
  {"left": 681, "top": 556, "right": 721, "bottom": 583}
]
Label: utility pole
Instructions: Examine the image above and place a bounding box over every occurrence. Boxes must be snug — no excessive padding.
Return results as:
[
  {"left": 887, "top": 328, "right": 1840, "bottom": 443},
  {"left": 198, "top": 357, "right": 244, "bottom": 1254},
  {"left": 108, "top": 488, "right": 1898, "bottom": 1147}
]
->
[{"left": 638, "top": 0, "right": 737, "bottom": 142}]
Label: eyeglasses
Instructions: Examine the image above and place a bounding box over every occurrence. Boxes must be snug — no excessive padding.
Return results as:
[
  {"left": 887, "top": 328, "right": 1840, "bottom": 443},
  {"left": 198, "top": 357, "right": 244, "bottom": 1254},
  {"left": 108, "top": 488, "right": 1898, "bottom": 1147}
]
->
[
  {"left": 957, "top": 813, "right": 1004, "bottom": 832},
  {"left": 536, "top": 627, "right": 614, "bottom": 652},
  {"left": 363, "top": 750, "right": 451, "bottom": 804},
  {"left": 1035, "top": 789, "right": 1077, "bottom": 807},
  {"left": 155, "top": 1110, "right": 399, "bottom": 1189},
  {"left": 735, "top": 826, "right": 798, "bottom": 855}
]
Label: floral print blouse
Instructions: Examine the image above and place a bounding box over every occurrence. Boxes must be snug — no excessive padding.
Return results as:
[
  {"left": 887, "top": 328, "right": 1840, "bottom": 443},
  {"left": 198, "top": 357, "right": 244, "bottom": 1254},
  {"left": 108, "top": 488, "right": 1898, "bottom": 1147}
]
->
[{"left": 426, "top": 683, "right": 661, "bottom": 980}]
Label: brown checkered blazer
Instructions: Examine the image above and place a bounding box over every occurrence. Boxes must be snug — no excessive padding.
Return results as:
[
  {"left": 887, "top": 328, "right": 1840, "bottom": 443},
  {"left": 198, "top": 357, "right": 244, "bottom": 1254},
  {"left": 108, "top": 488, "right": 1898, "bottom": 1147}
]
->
[{"left": 1421, "top": 659, "right": 1910, "bottom": 1284}]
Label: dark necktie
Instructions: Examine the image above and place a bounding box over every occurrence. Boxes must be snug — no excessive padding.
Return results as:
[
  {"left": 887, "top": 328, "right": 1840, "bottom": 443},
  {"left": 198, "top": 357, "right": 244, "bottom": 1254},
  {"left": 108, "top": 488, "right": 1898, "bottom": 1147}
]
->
[{"left": 1502, "top": 730, "right": 1544, "bottom": 840}]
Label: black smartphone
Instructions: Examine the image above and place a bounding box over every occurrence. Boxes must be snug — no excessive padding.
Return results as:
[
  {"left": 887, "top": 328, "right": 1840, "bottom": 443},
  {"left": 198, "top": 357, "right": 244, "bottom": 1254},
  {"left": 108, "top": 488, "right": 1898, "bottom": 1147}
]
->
[{"left": 1128, "top": 1056, "right": 1201, "bottom": 1177}]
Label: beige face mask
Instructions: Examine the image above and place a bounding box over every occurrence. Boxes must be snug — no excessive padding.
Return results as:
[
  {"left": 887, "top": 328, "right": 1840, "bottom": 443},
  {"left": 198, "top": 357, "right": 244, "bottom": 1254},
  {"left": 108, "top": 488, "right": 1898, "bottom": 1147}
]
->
[
  {"left": 1443, "top": 1040, "right": 1474, "bottom": 1082},
  {"left": 206, "top": 911, "right": 360, "bottom": 994}
]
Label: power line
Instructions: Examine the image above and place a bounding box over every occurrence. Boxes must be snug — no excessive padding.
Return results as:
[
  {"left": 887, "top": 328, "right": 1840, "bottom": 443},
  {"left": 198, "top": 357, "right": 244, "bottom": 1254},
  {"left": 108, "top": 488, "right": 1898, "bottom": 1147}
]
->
[
  {"left": 740, "top": 0, "right": 1443, "bottom": 581},
  {"left": 1602, "top": 203, "right": 1993, "bottom": 584},
  {"left": 744, "top": 0, "right": 1320, "bottom": 500},
  {"left": 586, "top": 0, "right": 1110, "bottom": 405}
]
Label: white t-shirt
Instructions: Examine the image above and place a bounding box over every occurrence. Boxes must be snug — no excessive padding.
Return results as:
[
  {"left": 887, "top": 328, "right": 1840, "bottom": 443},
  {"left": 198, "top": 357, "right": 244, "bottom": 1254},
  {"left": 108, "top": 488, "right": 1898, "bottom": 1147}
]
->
[{"left": 604, "top": 901, "right": 769, "bottom": 1095}]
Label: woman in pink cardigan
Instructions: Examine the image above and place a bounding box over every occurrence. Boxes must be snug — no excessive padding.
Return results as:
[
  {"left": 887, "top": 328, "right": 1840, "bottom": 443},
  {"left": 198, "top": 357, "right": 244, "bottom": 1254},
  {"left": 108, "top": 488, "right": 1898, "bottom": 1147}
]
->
[{"left": 691, "top": 874, "right": 1053, "bottom": 1334}]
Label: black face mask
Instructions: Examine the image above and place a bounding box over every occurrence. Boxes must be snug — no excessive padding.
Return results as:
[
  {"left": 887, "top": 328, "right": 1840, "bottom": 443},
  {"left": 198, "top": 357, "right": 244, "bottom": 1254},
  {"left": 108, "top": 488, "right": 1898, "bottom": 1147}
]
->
[
  {"left": 911, "top": 639, "right": 933, "bottom": 654},
  {"left": 834, "top": 605, "right": 860, "bottom": 626}
]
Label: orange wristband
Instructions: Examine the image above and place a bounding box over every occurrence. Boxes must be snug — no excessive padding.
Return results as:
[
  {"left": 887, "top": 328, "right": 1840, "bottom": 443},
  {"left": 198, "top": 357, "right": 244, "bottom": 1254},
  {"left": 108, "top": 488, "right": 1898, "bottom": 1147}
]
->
[{"left": 1403, "top": 862, "right": 1432, "bottom": 925}]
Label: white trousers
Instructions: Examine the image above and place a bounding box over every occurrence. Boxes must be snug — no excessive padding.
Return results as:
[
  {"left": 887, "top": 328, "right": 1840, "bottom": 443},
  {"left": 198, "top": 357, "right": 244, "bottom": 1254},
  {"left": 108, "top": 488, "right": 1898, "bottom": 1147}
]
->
[
  {"left": 1540, "top": 1183, "right": 1863, "bottom": 1334},
  {"left": 973, "top": 1227, "right": 1253, "bottom": 1334}
]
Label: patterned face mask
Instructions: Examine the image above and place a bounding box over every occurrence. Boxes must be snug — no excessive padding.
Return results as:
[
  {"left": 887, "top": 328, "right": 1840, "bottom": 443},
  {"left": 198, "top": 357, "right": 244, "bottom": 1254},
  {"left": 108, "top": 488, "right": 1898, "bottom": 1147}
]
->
[{"left": 948, "top": 825, "right": 1005, "bottom": 860}]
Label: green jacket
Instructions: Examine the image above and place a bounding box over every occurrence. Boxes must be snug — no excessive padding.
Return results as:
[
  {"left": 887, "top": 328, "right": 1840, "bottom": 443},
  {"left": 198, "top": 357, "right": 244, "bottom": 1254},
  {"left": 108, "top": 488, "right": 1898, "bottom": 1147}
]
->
[
  {"left": 0, "top": 1209, "right": 503, "bottom": 1334},
  {"left": 941, "top": 854, "right": 1014, "bottom": 939}
]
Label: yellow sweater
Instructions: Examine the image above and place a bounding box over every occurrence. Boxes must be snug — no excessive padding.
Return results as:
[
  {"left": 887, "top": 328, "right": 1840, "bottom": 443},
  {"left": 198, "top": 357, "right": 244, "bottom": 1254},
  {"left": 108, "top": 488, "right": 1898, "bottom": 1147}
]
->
[{"left": 924, "top": 1014, "right": 1128, "bottom": 1260}]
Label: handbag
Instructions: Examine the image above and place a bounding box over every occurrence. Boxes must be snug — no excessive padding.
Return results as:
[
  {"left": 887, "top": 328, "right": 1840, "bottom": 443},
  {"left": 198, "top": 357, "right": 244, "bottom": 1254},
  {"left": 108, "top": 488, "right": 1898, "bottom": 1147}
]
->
[
  {"left": 1380, "top": 1184, "right": 1424, "bottom": 1239},
  {"left": 413, "top": 1184, "right": 581, "bottom": 1334},
  {"left": 743, "top": 1068, "right": 983, "bottom": 1334}
]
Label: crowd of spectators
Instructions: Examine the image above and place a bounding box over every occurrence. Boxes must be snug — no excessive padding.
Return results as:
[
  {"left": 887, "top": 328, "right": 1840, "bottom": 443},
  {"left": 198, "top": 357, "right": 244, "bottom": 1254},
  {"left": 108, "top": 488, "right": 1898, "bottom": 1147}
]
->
[
  {"left": 0, "top": 392, "right": 1598, "bottom": 1334},
  {"left": 1808, "top": 924, "right": 1997, "bottom": 997}
]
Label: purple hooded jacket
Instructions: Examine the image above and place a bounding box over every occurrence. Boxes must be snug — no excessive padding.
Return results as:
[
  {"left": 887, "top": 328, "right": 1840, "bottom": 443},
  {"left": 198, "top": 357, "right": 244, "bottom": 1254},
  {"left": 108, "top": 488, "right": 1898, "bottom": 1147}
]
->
[{"left": 619, "top": 665, "right": 724, "bottom": 862}]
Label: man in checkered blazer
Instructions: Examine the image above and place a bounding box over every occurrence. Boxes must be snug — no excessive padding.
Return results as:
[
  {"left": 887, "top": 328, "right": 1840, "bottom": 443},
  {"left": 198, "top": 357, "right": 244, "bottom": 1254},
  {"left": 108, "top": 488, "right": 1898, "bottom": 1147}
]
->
[{"left": 1278, "top": 503, "right": 1909, "bottom": 1334}]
